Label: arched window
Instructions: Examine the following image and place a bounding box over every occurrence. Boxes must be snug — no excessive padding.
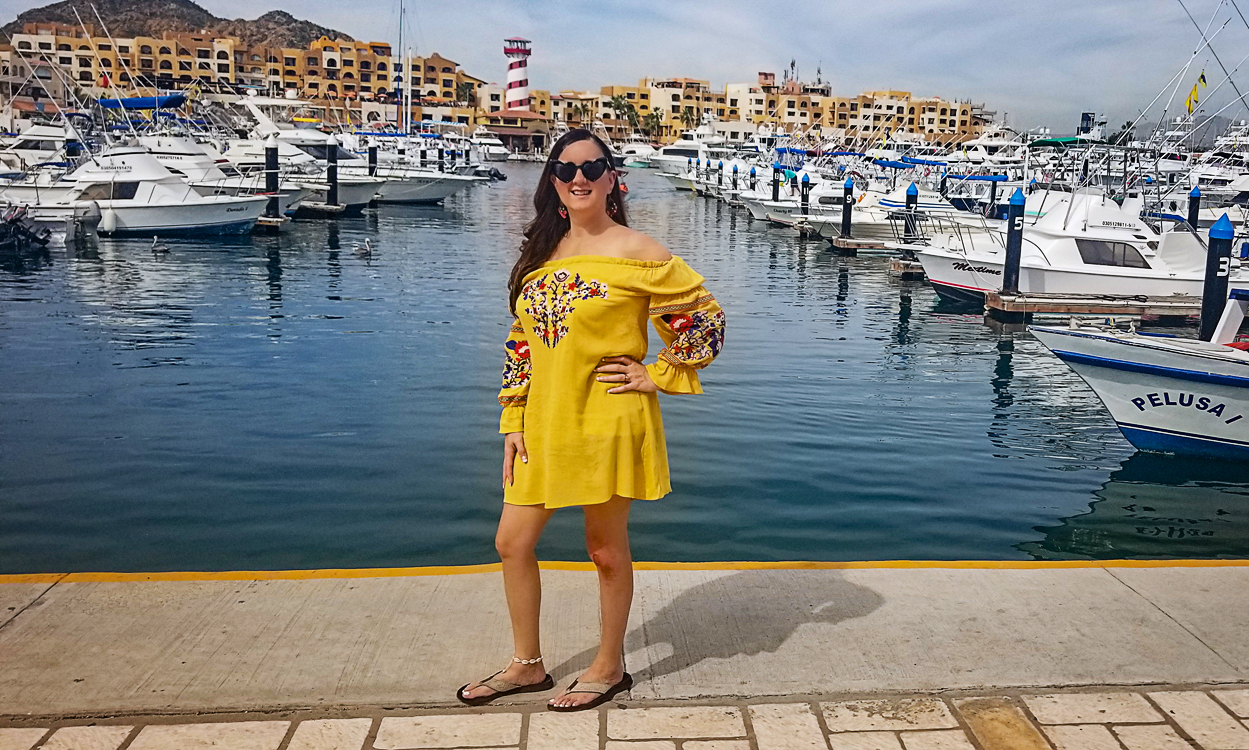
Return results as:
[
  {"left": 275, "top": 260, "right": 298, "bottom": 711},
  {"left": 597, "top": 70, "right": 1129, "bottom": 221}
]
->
[
  {"left": 327, "top": 83, "right": 337, "bottom": 93},
  {"left": 323, "top": 46, "right": 335, "bottom": 52},
  {"left": 100, "top": 59, "right": 112, "bottom": 67},
  {"left": 376, "top": 87, "right": 387, "bottom": 97},
  {"left": 140, "top": 45, "right": 152, "bottom": 54},
  {"left": 284, "top": 69, "right": 296, "bottom": 77},
  {"left": 325, "top": 58, "right": 337, "bottom": 68},
  {"left": 179, "top": 74, "right": 192, "bottom": 81},
  {"left": 217, "top": 50, "right": 228, "bottom": 59},
  {"left": 159, "top": 60, "right": 172, "bottom": 69},
  {"left": 57, "top": 43, "right": 70, "bottom": 51},
  {"left": 377, "top": 62, "right": 387, "bottom": 71},
  {"left": 267, "top": 55, "right": 278, "bottom": 63},
  {"left": 342, "top": 71, "right": 354, "bottom": 79},
  {"left": 119, "top": 72, "right": 130, "bottom": 82},
  {"left": 78, "top": 45, "right": 89, "bottom": 50},
  {"left": 178, "top": 48, "right": 190, "bottom": 56},
  {"left": 359, "top": 60, "right": 370, "bottom": 70},
  {"left": 159, "top": 47, "right": 171, "bottom": 55}
]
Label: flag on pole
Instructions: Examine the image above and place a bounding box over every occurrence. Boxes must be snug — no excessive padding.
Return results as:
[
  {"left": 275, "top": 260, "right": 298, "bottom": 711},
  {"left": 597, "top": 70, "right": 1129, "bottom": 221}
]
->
[
  {"left": 1199, "top": 70, "right": 1208, "bottom": 87},
  {"left": 1187, "top": 84, "right": 1200, "bottom": 114}
]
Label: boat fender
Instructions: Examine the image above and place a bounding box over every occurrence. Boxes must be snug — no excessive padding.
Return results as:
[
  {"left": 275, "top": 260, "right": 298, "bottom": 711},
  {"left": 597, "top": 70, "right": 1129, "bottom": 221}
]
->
[{"left": 100, "top": 207, "right": 117, "bottom": 235}]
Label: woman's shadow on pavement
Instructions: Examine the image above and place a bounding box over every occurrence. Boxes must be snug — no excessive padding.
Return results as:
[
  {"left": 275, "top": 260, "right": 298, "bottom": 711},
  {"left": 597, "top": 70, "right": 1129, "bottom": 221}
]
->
[{"left": 552, "top": 569, "right": 884, "bottom": 685}]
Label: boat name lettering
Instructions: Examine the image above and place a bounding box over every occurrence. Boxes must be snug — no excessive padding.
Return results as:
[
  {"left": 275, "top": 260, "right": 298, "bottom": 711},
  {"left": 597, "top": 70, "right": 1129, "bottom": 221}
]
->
[
  {"left": 226, "top": 207, "right": 247, "bottom": 213},
  {"left": 1130, "top": 391, "right": 1244, "bottom": 424},
  {"left": 952, "top": 261, "right": 1000, "bottom": 275}
]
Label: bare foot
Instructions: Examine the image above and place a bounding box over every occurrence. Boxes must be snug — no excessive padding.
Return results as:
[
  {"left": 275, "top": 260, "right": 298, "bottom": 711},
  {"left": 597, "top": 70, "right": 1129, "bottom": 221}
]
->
[
  {"left": 460, "top": 661, "right": 547, "bottom": 701},
  {"left": 548, "top": 664, "right": 625, "bottom": 709}
]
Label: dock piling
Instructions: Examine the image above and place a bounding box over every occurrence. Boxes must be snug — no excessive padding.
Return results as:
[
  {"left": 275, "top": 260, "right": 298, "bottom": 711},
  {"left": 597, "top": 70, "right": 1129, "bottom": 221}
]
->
[
  {"left": 326, "top": 135, "right": 339, "bottom": 208},
  {"left": 772, "top": 163, "right": 781, "bottom": 203},
  {"left": 368, "top": 141, "right": 378, "bottom": 177},
  {"left": 1200, "top": 213, "right": 1235, "bottom": 341},
  {"left": 718, "top": 160, "right": 724, "bottom": 188},
  {"left": 903, "top": 182, "right": 919, "bottom": 243},
  {"left": 264, "top": 134, "right": 279, "bottom": 220},
  {"left": 749, "top": 167, "right": 757, "bottom": 192},
  {"left": 800, "top": 173, "right": 811, "bottom": 216},
  {"left": 438, "top": 148, "right": 445, "bottom": 173},
  {"left": 732, "top": 164, "right": 738, "bottom": 193},
  {"left": 1188, "top": 186, "right": 1202, "bottom": 230},
  {"left": 841, "top": 178, "right": 853, "bottom": 239},
  {"left": 1001, "top": 188, "right": 1026, "bottom": 296}
]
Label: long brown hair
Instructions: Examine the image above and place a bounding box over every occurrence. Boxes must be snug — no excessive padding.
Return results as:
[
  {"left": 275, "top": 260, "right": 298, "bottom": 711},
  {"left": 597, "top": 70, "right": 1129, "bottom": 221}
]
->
[{"left": 508, "top": 129, "right": 627, "bottom": 313}]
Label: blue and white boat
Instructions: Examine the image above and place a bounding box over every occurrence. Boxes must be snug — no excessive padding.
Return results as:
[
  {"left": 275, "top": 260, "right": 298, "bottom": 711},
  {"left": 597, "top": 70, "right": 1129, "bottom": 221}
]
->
[{"left": 1031, "top": 287, "right": 1249, "bottom": 461}]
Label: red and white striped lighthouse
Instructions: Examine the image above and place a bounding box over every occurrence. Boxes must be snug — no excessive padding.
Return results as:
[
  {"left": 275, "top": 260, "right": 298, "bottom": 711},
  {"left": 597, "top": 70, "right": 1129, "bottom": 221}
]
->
[{"left": 503, "top": 38, "right": 531, "bottom": 110}]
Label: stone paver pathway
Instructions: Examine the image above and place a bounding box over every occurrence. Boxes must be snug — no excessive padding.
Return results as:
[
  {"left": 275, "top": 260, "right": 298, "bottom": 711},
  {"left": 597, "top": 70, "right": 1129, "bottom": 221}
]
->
[{"left": 2, "top": 686, "right": 1248, "bottom": 750}]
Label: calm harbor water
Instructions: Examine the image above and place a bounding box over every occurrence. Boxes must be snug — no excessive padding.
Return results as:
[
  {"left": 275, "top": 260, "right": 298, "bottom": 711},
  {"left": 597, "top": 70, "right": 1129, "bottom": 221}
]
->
[{"left": 2, "top": 164, "right": 1248, "bottom": 573}]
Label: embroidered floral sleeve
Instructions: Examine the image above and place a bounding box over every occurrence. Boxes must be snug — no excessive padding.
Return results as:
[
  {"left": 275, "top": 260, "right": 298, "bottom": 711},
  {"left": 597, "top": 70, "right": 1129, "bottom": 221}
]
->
[
  {"left": 498, "top": 319, "right": 531, "bottom": 433},
  {"left": 646, "top": 287, "right": 726, "bottom": 395}
]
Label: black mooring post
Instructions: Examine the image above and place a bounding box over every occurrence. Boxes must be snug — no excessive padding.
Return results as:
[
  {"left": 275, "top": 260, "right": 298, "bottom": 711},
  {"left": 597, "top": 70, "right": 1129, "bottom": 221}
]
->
[
  {"left": 841, "top": 178, "right": 853, "bottom": 238},
  {"left": 368, "top": 140, "right": 378, "bottom": 177},
  {"left": 326, "top": 136, "right": 339, "bottom": 207},
  {"left": 264, "top": 134, "right": 279, "bottom": 218},
  {"left": 717, "top": 160, "right": 724, "bottom": 187},
  {"left": 1201, "top": 214, "right": 1235, "bottom": 341},
  {"left": 438, "top": 147, "right": 445, "bottom": 173},
  {"left": 771, "top": 164, "right": 781, "bottom": 203},
  {"left": 800, "top": 173, "right": 811, "bottom": 215},
  {"left": 732, "top": 164, "right": 738, "bottom": 192},
  {"left": 903, "top": 181, "right": 919, "bottom": 242},
  {"left": 1001, "top": 188, "right": 1026, "bottom": 295},
  {"left": 987, "top": 178, "right": 998, "bottom": 218},
  {"left": 1188, "top": 186, "right": 1202, "bottom": 230},
  {"left": 749, "top": 166, "right": 756, "bottom": 191},
  {"left": 420, "top": 148, "right": 428, "bottom": 167}
]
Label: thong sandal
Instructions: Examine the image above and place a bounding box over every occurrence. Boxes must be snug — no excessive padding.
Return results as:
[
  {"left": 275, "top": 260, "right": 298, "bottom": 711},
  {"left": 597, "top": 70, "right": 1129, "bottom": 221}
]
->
[
  {"left": 457, "top": 669, "right": 555, "bottom": 707},
  {"left": 547, "top": 672, "right": 633, "bottom": 712}
]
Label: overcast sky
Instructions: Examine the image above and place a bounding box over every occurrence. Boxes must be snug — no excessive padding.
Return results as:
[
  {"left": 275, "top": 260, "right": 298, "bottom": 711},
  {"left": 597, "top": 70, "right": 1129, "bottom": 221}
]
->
[{"left": 6, "top": 0, "right": 1248, "bottom": 131}]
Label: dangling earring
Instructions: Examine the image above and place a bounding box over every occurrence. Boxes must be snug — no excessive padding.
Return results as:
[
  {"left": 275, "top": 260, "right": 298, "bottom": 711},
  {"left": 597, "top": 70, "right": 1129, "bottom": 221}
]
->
[
  {"left": 558, "top": 204, "right": 567, "bottom": 219},
  {"left": 607, "top": 197, "right": 618, "bottom": 216}
]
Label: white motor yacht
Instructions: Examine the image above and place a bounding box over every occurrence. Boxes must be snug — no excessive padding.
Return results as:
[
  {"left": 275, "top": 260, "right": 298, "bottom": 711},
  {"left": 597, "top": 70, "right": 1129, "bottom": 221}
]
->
[
  {"left": 650, "top": 121, "right": 730, "bottom": 174},
  {"left": 469, "top": 126, "right": 510, "bottom": 162},
  {"left": 139, "top": 134, "right": 310, "bottom": 216},
  {"left": 0, "top": 146, "right": 266, "bottom": 236},
  {"left": 807, "top": 182, "right": 964, "bottom": 243}
]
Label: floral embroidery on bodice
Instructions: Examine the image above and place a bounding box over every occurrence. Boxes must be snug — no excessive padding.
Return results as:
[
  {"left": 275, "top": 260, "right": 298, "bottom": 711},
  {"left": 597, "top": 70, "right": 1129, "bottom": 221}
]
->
[{"left": 521, "top": 268, "right": 608, "bottom": 348}]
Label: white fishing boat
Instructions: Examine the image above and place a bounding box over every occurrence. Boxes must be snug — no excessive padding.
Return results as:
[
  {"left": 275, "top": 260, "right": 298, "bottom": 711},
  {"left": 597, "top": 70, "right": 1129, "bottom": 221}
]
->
[
  {"left": 649, "top": 120, "right": 731, "bottom": 174},
  {"left": 1031, "top": 286, "right": 1249, "bottom": 461},
  {"left": 0, "top": 146, "right": 266, "bottom": 236},
  {"left": 139, "top": 134, "right": 310, "bottom": 216},
  {"left": 807, "top": 182, "right": 963, "bottom": 243},
  {"left": 899, "top": 187, "right": 1249, "bottom": 303},
  {"left": 618, "top": 135, "right": 657, "bottom": 167}
]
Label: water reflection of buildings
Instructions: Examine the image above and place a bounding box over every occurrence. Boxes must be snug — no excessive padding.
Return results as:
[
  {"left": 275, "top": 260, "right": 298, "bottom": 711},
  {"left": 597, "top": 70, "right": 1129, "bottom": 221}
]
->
[{"left": 1019, "top": 453, "right": 1249, "bottom": 559}]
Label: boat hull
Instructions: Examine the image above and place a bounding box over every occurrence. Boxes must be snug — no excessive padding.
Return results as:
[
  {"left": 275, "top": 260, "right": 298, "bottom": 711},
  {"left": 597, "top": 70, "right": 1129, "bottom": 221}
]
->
[{"left": 1032, "top": 327, "right": 1249, "bottom": 460}]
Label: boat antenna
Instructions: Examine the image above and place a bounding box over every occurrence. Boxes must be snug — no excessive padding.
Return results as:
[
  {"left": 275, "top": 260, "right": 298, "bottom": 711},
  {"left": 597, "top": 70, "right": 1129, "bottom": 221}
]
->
[{"left": 71, "top": 5, "right": 138, "bottom": 137}]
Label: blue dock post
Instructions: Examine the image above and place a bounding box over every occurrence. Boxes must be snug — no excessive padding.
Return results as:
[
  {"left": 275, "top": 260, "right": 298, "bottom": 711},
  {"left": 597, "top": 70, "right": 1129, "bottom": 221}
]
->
[
  {"left": 1201, "top": 214, "right": 1235, "bottom": 341},
  {"left": 800, "top": 173, "right": 811, "bottom": 216},
  {"left": 718, "top": 160, "right": 724, "bottom": 187},
  {"left": 1001, "top": 188, "right": 1026, "bottom": 295},
  {"left": 771, "top": 162, "right": 781, "bottom": 203},
  {"left": 1029, "top": 177, "right": 1038, "bottom": 194},
  {"left": 367, "top": 139, "right": 378, "bottom": 177},
  {"left": 904, "top": 181, "right": 919, "bottom": 242},
  {"left": 264, "top": 134, "right": 280, "bottom": 219},
  {"left": 749, "top": 166, "right": 757, "bottom": 192},
  {"left": 687, "top": 157, "right": 692, "bottom": 175},
  {"left": 1188, "top": 186, "right": 1202, "bottom": 230},
  {"left": 732, "top": 164, "right": 738, "bottom": 193},
  {"left": 326, "top": 135, "right": 339, "bottom": 207},
  {"left": 841, "top": 178, "right": 853, "bottom": 238}
]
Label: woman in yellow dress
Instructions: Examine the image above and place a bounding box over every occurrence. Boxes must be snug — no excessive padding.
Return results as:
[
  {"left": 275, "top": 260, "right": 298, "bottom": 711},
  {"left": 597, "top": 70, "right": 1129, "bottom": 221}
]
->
[{"left": 457, "top": 130, "right": 725, "bottom": 711}]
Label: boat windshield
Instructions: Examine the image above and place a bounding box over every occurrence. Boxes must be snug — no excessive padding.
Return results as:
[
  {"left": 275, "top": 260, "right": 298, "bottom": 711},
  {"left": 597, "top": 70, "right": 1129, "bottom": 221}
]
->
[{"left": 293, "top": 143, "right": 356, "bottom": 162}]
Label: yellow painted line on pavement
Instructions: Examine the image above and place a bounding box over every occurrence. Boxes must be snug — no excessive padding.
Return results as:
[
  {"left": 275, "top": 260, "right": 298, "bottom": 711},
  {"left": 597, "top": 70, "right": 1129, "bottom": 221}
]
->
[{"left": 2, "top": 558, "right": 1248, "bottom": 584}]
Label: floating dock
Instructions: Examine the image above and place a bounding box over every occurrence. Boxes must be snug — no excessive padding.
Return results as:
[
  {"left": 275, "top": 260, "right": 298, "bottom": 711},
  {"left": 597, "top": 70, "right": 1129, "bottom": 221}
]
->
[
  {"left": 985, "top": 292, "right": 1203, "bottom": 323},
  {"left": 828, "top": 237, "right": 889, "bottom": 254},
  {"left": 888, "top": 259, "right": 926, "bottom": 279}
]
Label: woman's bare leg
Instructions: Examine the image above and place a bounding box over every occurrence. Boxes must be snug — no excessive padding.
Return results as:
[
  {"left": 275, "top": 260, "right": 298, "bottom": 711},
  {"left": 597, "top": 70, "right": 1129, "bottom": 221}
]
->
[
  {"left": 550, "top": 495, "right": 633, "bottom": 708},
  {"left": 461, "top": 502, "right": 554, "bottom": 699}
]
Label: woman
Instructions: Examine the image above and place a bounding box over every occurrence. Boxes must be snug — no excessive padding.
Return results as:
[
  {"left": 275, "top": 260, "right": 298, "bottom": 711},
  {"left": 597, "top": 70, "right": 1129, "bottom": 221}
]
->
[{"left": 458, "top": 129, "right": 725, "bottom": 712}]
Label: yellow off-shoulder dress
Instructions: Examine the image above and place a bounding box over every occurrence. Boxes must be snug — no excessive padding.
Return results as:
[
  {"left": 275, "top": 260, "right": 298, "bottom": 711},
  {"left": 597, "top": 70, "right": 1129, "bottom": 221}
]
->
[{"left": 498, "top": 255, "right": 725, "bottom": 509}]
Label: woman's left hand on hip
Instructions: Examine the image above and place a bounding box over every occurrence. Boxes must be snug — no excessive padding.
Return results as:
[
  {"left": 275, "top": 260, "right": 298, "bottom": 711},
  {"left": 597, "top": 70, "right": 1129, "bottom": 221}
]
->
[{"left": 595, "top": 356, "right": 657, "bottom": 394}]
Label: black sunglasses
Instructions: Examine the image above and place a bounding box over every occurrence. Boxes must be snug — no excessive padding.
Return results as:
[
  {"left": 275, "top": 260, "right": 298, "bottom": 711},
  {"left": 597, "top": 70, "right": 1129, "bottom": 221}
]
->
[{"left": 551, "top": 157, "right": 611, "bottom": 183}]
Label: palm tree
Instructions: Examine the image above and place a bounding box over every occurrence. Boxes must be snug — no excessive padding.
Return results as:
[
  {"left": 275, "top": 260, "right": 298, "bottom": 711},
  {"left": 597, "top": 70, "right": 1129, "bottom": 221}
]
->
[
  {"left": 679, "top": 106, "right": 698, "bottom": 131},
  {"left": 455, "top": 81, "right": 476, "bottom": 107},
  {"left": 640, "top": 111, "right": 662, "bottom": 139},
  {"left": 573, "top": 102, "right": 592, "bottom": 124}
]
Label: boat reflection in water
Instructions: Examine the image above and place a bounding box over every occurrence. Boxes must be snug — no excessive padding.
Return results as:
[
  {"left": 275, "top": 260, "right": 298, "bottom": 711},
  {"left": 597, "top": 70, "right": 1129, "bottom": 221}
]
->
[{"left": 1019, "top": 452, "right": 1249, "bottom": 560}]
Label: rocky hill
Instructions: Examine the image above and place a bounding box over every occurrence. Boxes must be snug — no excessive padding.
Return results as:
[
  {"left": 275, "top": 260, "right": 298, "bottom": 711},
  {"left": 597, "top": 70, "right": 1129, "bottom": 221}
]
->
[{"left": 2, "top": 0, "right": 354, "bottom": 48}]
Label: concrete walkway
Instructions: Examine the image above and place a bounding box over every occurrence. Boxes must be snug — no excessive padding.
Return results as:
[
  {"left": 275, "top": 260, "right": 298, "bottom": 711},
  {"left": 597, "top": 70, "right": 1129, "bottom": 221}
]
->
[
  {"left": 3, "top": 687, "right": 1249, "bottom": 750},
  {"left": 1, "top": 562, "right": 1247, "bottom": 721}
]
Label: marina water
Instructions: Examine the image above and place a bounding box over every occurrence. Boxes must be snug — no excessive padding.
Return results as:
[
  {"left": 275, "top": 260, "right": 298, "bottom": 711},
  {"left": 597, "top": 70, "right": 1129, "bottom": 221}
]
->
[{"left": 2, "top": 164, "right": 1247, "bottom": 573}]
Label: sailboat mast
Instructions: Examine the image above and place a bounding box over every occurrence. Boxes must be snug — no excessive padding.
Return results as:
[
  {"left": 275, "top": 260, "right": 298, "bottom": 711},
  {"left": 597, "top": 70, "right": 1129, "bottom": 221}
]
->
[{"left": 397, "top": 0, "right": 406, "bottom": 132}]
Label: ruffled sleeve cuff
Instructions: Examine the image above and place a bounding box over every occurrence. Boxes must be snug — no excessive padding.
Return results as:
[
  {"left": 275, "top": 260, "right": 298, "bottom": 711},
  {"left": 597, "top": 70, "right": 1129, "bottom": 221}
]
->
[
  {"left": 647, "top": 359, "right": 703, "bottom": 395},
  {"left": 499, "top": 404, "right": 526, "bottom": 434}
]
